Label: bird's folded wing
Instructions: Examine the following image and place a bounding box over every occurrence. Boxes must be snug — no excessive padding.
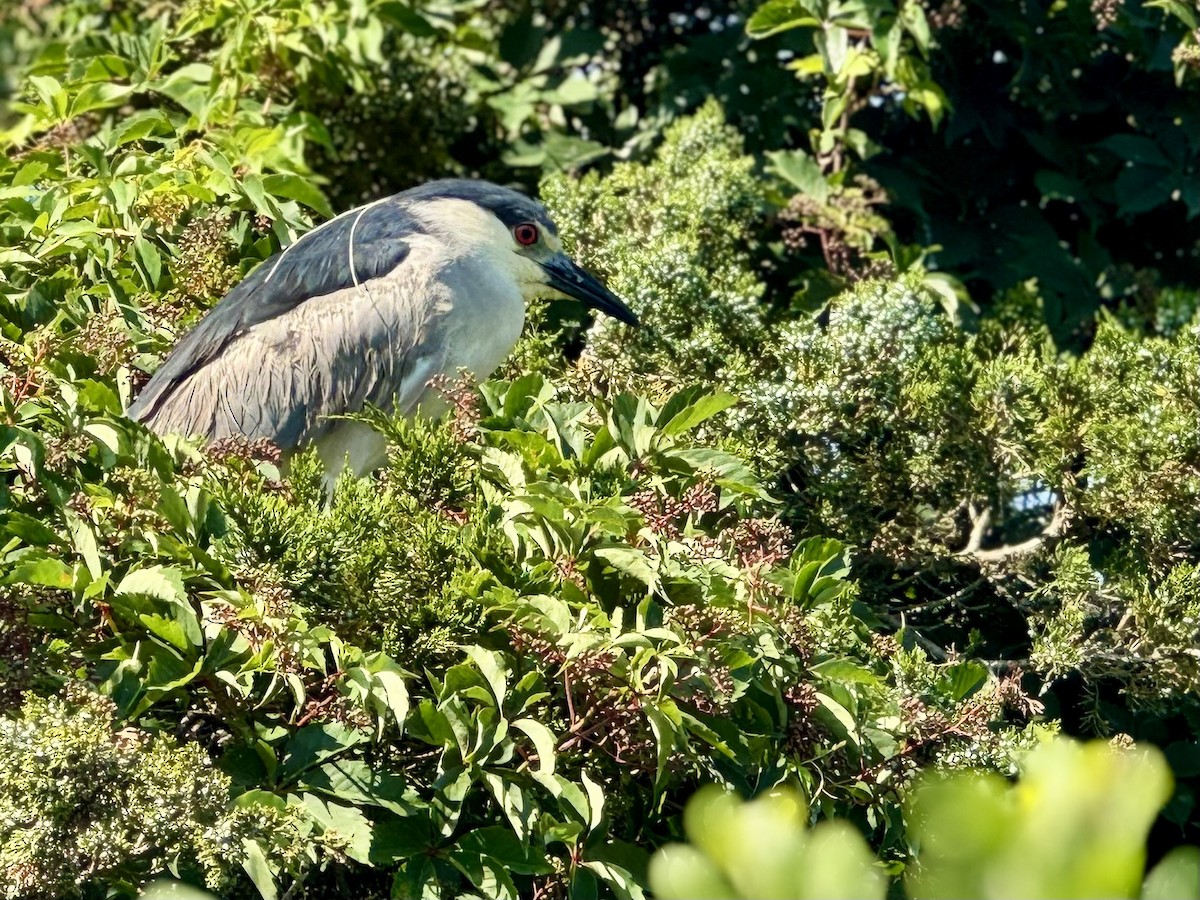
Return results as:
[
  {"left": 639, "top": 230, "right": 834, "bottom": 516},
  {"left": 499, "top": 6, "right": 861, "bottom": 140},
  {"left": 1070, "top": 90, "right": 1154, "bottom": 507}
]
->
[{"left": 128, "top": 197, "right": 429, "bottom": 443}]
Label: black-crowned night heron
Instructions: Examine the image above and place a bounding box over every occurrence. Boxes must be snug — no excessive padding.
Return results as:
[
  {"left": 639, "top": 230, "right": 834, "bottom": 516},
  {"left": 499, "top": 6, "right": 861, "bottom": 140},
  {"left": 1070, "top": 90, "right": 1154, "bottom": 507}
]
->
[{"left": 128, "top": 179, "right": 637, "bottom": 476}]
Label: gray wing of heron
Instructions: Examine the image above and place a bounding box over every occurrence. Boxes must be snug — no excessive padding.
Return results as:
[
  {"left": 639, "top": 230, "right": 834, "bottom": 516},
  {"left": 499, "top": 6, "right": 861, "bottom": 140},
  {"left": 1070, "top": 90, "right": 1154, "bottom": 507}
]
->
[{"left": 128, "top": 196, "right": 442, "bottom": 448}]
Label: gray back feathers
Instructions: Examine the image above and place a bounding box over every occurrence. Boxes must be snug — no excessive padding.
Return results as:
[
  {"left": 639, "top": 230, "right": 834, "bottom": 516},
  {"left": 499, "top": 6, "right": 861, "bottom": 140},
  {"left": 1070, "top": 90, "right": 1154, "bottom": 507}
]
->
[{"left": 127, "top": 179, "right": 542, "bottom": 448}]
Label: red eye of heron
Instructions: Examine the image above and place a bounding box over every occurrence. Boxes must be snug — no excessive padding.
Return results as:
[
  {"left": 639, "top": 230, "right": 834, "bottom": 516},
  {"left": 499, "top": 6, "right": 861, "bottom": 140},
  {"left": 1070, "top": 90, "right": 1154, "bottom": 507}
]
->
[{"left": 513, "top": 222, "right": 539, "bottom": 246}]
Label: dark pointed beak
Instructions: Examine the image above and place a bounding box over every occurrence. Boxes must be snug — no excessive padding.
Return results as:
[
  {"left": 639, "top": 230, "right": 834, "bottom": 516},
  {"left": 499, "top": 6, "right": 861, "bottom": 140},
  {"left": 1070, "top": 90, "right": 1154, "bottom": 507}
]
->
[{"left": 541, "top": 253, "right": 639, "bottom": 326}]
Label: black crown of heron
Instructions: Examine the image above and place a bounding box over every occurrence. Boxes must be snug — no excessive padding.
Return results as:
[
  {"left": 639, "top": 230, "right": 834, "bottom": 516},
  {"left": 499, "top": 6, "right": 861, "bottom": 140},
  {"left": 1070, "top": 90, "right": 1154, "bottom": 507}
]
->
[{"left": 128, "top": 179, "right": 638, "bottom": 476}]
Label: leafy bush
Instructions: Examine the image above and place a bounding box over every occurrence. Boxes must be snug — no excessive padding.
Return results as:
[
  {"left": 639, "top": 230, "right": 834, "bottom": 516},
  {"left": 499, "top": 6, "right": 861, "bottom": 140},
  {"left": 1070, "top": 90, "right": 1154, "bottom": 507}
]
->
[
  {"left": 4, "top": 0, "right": 1200, "bottom": 895},
  {"left": 745, "top": 0, "right": 1200, "bottom": 343},
  {"left": 539, "top": 101, "right": 768, "bottom": 404},
  {"left": 0, "top": 684, "right": 306, "bottom": 898},
  {"left": 0, "top": 367, "right": 1049, "bottom": 897},
  {"left": 650, "top": 737, "right": 1200, "bottom": 900},
  {"left": 542, "top": 136, "right": 1200, "bottom": 834}
]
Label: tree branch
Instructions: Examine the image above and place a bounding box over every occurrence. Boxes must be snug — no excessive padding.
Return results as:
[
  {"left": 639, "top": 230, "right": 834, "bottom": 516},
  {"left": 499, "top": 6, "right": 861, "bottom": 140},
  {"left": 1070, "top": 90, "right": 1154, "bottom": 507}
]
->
[
  {"left": 957, "top": 502, "right": 1070, "bottom": 564},
  {"left": 880, "top": 611, "right": 948, "bottom": 661}
]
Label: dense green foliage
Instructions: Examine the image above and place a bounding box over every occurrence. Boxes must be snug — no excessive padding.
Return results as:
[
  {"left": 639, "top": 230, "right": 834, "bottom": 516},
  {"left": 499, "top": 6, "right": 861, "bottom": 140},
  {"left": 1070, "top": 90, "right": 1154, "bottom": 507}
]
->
[
  {"left": 3, "top": 0, "right": 1200, "bottom": 897},
  {"left": 650, "top": 738, "right": 1200, "bottom": 900},
  {"left": 1, "top": 686, "right": 307, "bottom": 897}
]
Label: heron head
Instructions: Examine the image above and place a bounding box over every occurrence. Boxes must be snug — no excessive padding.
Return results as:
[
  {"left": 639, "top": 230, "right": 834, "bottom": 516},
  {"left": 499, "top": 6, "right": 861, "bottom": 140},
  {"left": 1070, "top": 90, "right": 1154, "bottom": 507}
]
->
[{"left": 404, "top": 180, "right": 639, "bottom": 327}]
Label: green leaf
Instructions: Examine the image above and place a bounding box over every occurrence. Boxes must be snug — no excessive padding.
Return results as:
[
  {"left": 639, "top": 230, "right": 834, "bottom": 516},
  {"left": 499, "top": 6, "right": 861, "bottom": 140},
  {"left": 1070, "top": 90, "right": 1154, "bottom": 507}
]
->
[
  {"left": 84, "top": 421, "right": 127, "bottom": 456},
  {"left": 544, "top": 73, "right": 600, "bottom": 106},
  {"left": 457, "top": 826, "right": 554, "bottom": 875},
  {"left": 581, "top": 769, "right": 605, "bottom": 831},
  {"left": 11, "top": 160, "right": 48, "bottom": 186},
  {"left": 5, "top": 554, "right": 72, "bottom": 588},
  {"left": 660, "top": 391, "right": 738, "bottom": 436},
  {"left": 766, "top": 150, "right": 829, "bottom": 201},
  {"left": 593, "top": 547, "right": 658, "bottom": 588},
  {"left": 261, "top": 173, "right": 334, "bottom": 219},
  {"left": 467, "top": 645, "right": 509, "bottom": 707},
  {"left": 71, "top": 82, "right": 134, "bottom": 117},
  {"left": 301, "top": 759, "right": 419, "bottom": 816},
  {"left": 1099, "top": 134, "right": 1170, "bottom": 166},
  {"left": 512, "top": 718, "right": 557, "bottom": 774},
  {"left": 77, "top": 380, "right": 121, "bottom": 414},
  {"left": 1143, "top": 846, "right": 1200, "bottom": 900},
  {"left": 107, "top": 110, "right": 172, "bottom": 147},
  {"left": 370, "top": 814, "right": 438, "bottom": 863},
  {"left": 138, "top": 612, "right": 199, "bottom": 652},
  {"left": 280, "top": 724, "right": 369, "bottom": 783},
  {"left": 811, "top": 658, "right": 883, "bottom": 687},
  {"left": 939, "top": 659, "right": 988, "bottom": 701},
  {"left": 3, "top": 511, "right": 63, "bottom": 547},
  {"left": 28, "top": 75, "right": 68, "bottom": 120},
  {"left": 814, "top": 691, "right": 859, "bottom": 746},
  {"left": 241, "top": 175, "right": 275, "bottom": 217},
  {"left": 746, "top": 0, "right": 821, "bottom": 38},
  {"left": 304, "top": 796, "right": 376, "bottom": 864},
  {"left": 900, "top": 2, "right": 932, "bottom": 54},
  {"left": 371, "top": 665, "right": 410, "bottom": 731},
  {"left": 154, "top": 63, "right": 213, "bottom": 114},
  {"left": 583, "top": 860, "right": 645, "bottom": 900},
  {"left": 1115, "top": 165, "right": 1172, "bottom": 216},
  {"left": 242, "top": 839, "right": 278, "bottom": 900},
  {"left": 234, "top": 789, "right": 289, "bottom": 812},
  {"left": 377, "top": 2, "right": 440, "bottom": 37},
  {"left": 644, "top": 701, "right": 683, "bottom": 788},
  {"left": 1148, "top": 0, "right": 1197, "bottom": 27},
  {"left": 134, "top": 236, "right": 162, "bottom": 288},
  {"left": 115, "top": 565, "right": 186, "bottom": 603}
]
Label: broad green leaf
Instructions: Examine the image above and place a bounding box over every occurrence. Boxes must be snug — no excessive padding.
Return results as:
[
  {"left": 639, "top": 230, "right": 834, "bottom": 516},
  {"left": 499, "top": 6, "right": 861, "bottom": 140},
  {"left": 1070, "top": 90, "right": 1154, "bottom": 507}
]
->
[
  {"left": 583, "top": 860, "right": 645, "bottom": 900},
  {"left": 71, "top": 82, "right": 134, "bottom": 117},
  {"left": 581, "top": 769, "right": 605, "bottom": 831},
  {"left": 901, "top": 2, "right": 932, "bottom": 54},
  {"left": 280, "top": 723, "right": 369, "bottom": 783},
  {"left": 301, "top": 759, "right": 417, "bottom": 816},
  {"left": 660, "top": 391, "right": 738, "bottom": 436},
  {"left": 1100, "top": 134, "right": 1171, "bottom": 167},
  {"left": 107, "top": 110, "right": 172, "bottom": 147},
  {"left": 304, "top": 796, "right": 375, "bottom": 864},
  {"left": 814, "top": 691, "right": 858, "bottom": 745},
  {"left": 593, "top": 547, "right": 658, "bottom": 588},
  {"left": 467, "top": 645, "right": 509, "bottom": 707},
  {"left": 134, "top": 236, "right": 162, "bottom": 288},
  {"left": 767, "top": 150, "right": 829, "bottom": 201},
  {"left": 644, "top": 701, "right": 683, "bottom": 788},
  {"left": 28, "top": 75, "right": 68, "bottom": 119},
  {"left": 746, "top": 0, "right": 821, "bottom": 38},
  {"left": 456, "top": 826, "right": 554, "bottom": 875},
  {"left": 370, "top": 814, "right": 438, "bottom": 863},
  {"left": 3, "top": 511, "right": 63, "bottom": 547},
  {"left": 261, "top": 173, "right": 334, "bottom": 219},
  {"left": 138, "top": 612, "right": 199, "bottom": 652},
  {"left": 242, "top": 839, "right": 278, "bottom": 900},
  {"left": 1143, "top": 847, "right": 1200, "bottom": 900},
  {"left": 939, "top": 659, "right": 988, "bottom": 701},
  {"left": 371, "top": 665, "right": 410, "bottom": 732},
  {"left": 5, "top": 554, "right": 72, "bottom": 588},
  {"left": 1148, "top": 0, "right": 1198, "bottom": 28},
  {"left": 811, "top": 658, "right": 882, "bottom": 687},
  {"left": 512, "top": 718, "right": 557, "bottom": 775},
  {"left": 115, "top": 565, "right": 186, "bottom": 603}
]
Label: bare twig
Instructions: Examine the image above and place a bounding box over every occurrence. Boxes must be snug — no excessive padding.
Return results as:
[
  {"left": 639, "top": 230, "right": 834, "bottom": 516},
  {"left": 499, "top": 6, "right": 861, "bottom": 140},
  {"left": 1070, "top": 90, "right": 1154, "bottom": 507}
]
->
[
  {"left": 895, "top": 578, "right": 986, "bottom": 617},
  {"left": 880, "top": 611, "right": 949, "bottom": 661}
]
